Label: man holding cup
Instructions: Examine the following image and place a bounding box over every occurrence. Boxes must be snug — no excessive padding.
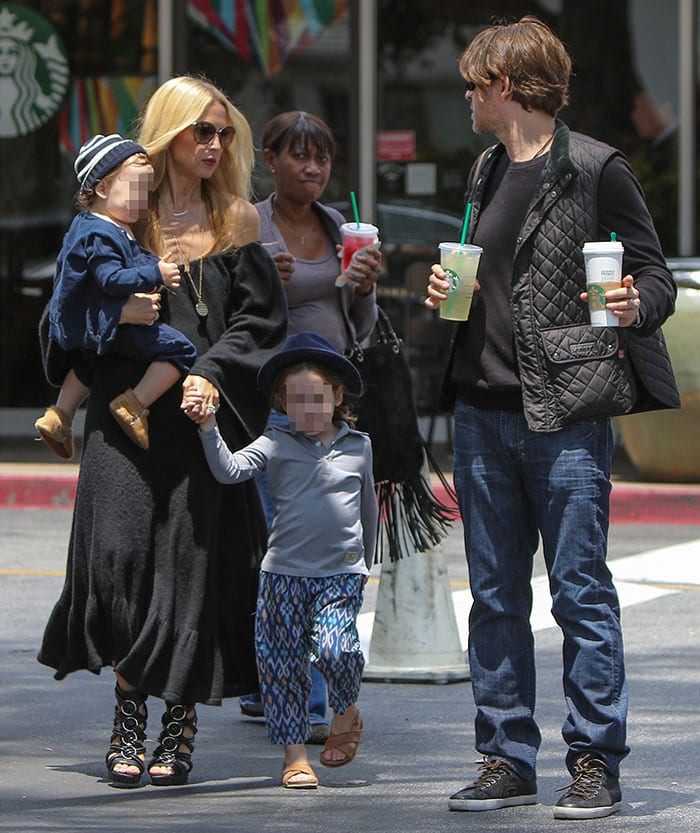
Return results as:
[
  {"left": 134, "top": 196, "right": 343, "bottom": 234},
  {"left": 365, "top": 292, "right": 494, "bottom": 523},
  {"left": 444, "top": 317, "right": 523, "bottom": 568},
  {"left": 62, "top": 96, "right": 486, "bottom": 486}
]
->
[{"left": 426, "top": 15, "right": 679, "bottom": 820}]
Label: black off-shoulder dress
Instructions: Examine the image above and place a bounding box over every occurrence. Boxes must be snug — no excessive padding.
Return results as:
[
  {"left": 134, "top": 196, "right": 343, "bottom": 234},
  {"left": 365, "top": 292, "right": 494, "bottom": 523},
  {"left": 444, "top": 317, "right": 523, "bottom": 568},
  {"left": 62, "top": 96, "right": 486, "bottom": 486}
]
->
[{"left": 38, "top": 244, "right": 288, "bottom": 705}]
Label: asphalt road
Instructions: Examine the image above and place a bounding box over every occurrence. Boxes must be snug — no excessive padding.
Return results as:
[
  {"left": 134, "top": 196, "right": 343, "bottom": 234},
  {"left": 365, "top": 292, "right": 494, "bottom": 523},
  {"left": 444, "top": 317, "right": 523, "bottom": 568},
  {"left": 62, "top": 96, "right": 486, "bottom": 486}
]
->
[{"left": 1, "top": 508, "right": 699, "bottom": 833}]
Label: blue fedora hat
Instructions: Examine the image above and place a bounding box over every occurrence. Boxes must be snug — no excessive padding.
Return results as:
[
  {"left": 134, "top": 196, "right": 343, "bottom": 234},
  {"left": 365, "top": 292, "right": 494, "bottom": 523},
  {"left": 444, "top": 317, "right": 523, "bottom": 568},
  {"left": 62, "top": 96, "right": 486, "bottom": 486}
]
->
[{"left": 257, "top": 332, "right": 362, "bottom": 398}]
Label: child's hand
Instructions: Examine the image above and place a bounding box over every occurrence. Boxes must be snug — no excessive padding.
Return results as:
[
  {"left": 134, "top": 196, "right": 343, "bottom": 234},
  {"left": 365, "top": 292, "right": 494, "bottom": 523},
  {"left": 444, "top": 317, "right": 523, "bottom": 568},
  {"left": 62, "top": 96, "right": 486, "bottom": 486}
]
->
[
  {"left": 159, "top": 253, "right": 181, "bottom": 288},
  {"left": 181, "top": 388, "right": 205, "bottom": 411},
  {"left": 199, "top": 414, "right": 217, "bottom": 431}
]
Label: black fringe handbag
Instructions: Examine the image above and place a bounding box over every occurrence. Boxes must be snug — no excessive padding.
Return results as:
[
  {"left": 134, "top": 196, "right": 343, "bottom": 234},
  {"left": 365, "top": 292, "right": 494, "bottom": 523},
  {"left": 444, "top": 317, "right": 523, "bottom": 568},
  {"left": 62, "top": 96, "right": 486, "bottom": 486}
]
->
[{"left": 345, "top": 306, "right": 458, "bottom": 562}]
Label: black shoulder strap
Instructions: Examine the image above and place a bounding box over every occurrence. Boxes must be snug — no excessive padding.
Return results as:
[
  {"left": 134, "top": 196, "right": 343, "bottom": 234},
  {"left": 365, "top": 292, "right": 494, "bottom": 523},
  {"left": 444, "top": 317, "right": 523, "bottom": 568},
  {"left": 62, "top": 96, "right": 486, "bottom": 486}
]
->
[{"left": 468, "top": 145, "right": 493, "bottom": 197}]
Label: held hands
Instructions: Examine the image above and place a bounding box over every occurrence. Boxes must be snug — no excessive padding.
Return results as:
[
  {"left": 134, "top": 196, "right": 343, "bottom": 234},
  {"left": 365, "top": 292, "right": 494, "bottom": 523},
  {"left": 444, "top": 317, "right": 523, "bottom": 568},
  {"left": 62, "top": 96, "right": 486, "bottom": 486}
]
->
[
  {"left": 198, "top": 413, "right": 217, "bottom": 432},
  {"left": 181, "top": 375, "right": 220, "bottom": 424},
  {"left": 580, "top": 274, "right": 641, "bottom": 327},
  {"left": 159, "top": 252, "right": 182, "bottom": 289}
]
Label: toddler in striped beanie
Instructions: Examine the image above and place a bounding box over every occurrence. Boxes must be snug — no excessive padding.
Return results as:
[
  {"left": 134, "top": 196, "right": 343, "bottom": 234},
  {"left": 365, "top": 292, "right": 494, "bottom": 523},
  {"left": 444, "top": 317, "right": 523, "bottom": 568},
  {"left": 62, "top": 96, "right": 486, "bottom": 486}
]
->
[{"left": 35, "top": 134, "right": 196, "bottom": 457}]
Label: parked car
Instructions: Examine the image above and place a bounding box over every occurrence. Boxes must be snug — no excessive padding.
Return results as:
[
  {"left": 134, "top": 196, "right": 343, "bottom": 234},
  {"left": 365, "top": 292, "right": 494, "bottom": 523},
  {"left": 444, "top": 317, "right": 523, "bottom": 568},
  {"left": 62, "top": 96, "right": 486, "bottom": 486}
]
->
[{"left": 331, "top": 200, "right": 463, "bottom": 338}]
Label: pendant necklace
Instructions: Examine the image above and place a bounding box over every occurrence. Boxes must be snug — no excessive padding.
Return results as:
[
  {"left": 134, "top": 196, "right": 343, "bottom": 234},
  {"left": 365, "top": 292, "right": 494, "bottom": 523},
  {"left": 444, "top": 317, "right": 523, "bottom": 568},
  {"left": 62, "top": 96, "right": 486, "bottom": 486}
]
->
[
  {"left": 171, "top": 225, "right": 208, "bottom": 318},
  {"left": 273, "top": 207, "right": 317, "bottom": 247},
  {"left": 531, "top": 133, "right": 554, "bottom": 160},
  {"left": 191, "top": 259, "right": 208, "bottom": 317}
]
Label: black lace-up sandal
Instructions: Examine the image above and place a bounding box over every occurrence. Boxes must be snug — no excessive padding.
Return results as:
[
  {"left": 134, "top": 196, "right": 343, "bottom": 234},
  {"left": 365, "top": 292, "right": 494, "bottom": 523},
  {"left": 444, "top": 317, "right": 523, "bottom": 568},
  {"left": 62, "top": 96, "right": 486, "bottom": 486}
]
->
[
  {"left": 105, "top": 685, "right": 148, "bottom": 787},
  {"left": 148, "top": 703, "right": 197, "bottom": 786}
]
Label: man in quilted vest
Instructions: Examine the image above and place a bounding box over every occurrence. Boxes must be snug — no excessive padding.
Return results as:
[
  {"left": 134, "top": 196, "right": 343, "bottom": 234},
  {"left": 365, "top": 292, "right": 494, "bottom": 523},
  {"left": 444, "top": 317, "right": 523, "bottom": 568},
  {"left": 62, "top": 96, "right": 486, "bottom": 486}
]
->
[{"left": 425, "top": 15, "right": 679, "bottom": 821}]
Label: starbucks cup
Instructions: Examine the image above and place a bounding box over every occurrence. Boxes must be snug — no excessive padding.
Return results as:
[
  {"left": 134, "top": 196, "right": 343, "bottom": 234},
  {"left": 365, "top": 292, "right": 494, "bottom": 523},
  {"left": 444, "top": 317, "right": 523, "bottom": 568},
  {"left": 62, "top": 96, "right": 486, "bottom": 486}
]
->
[
  {"left": 438, "top": 242, "right": 483, "bottom": 321},
  {"left": 336, "top": 222, "right": 380, "bottom": 286},
  {"left": 583, "top": 241, "right": 624, "bottom": 327}
]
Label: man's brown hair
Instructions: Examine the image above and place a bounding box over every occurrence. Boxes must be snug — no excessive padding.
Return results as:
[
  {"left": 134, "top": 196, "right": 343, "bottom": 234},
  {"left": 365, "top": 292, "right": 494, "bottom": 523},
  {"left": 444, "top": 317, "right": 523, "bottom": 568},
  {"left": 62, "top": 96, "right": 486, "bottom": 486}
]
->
[{"left": 459, "top": 16, "right": 571, "bottom": 117}]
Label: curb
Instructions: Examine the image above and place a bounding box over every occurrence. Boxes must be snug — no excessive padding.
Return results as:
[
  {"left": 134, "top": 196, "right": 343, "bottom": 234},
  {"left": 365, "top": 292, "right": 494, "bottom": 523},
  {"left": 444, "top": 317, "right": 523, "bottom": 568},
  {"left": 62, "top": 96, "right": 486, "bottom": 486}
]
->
[
  {"left": 1, "top": 470, "right": 699, "bottom": 523},
  {"left": 431, "top": 482, "right": 700, "bottom": 526},
  {"left": 0, "top": 473, "right": 77, "bottom": 509}
]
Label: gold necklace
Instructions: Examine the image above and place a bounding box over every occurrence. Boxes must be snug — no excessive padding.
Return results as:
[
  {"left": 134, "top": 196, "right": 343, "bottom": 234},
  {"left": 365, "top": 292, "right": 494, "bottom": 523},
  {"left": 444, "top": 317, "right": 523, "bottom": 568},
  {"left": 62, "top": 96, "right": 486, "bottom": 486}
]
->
[
  {"left": 273, "top": 207, "right": 318, "bottom": 246},
  {"left": 531, "top": 133, "right": 554, "bottom": 160},
  {"left": 171, "top": 227, "right": 208, "bottom": 318}
]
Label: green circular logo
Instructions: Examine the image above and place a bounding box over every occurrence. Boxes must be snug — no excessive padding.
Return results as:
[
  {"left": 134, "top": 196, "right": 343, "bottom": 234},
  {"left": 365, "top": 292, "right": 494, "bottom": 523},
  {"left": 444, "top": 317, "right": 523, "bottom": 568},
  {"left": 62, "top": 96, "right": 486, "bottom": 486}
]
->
[
  {"left": 0, "top": 4, "right": 69, "bottom": 137},
  {"left": 588, "top": 284, "right": 607, "bottom": 311},
  {"left": 444, "top": 268, "right": 460, "bottom": 292}
]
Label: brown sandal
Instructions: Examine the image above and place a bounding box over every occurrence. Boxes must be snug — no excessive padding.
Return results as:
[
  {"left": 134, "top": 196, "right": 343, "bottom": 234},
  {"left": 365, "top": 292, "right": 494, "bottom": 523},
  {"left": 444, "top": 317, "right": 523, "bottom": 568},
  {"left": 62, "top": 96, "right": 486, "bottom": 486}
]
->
[
  {"left": 282, "top": 763, "right": 318, "bottom": 789},
  {"left": 320, "top": 711, "right": 363, "bottom": 768}
]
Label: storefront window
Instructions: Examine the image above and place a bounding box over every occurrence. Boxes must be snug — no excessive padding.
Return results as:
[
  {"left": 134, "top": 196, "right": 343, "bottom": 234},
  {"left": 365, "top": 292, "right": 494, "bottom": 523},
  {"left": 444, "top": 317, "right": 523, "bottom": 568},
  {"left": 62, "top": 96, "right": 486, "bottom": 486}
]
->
[
  {"left": 0, "top": 1, "right": 157, "bottom": 406},
  {"left": 376, "top": 0, "right": 684, "bottom": 258},
  {"left": 184, "top": 2, "right": 352, "bottom": 202},
  {"left": 0, "top": 1, "right": 696, "bottom": 411}
]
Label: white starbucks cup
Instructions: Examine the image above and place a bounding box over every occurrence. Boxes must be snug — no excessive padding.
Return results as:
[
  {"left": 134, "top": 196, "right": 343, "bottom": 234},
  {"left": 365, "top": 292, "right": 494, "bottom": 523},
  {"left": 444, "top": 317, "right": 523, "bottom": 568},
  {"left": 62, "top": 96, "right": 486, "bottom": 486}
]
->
[{"left": 582, "top": 241, "right": 624, "bottom": 327}]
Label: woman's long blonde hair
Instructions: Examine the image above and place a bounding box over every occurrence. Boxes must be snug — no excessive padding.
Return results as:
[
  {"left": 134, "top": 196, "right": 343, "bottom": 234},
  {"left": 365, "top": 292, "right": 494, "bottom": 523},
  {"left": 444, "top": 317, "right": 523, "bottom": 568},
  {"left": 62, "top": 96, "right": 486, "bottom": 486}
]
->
[{"left": 136, "top": 75, "right": 255, "bottom": 254}]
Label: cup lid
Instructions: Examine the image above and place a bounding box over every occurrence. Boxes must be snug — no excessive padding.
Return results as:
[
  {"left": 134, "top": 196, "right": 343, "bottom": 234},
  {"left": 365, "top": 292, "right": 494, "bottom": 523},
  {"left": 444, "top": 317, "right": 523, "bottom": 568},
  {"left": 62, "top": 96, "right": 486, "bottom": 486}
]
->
[
  {"left": 582, "top": 241, "right": 624, "bottom": 253},
  {"left": 340, "top": 222, "right": 379, "bottom": 235},
  {"left": 439, "top": 242, "right": 483, "bottom": 254}
]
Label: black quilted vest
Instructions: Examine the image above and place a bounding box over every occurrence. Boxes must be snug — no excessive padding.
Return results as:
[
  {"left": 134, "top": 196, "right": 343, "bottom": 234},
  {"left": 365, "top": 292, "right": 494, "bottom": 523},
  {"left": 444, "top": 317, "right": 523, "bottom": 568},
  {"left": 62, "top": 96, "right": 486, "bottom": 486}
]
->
[{"left": 441, "top": 121, "right": 680, "bottom": 431}]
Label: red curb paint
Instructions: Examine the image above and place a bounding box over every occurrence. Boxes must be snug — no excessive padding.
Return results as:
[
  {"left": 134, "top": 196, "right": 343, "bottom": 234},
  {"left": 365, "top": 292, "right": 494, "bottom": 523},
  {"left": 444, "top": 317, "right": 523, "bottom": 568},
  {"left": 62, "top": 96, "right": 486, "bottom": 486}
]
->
[
  {"left": 431, "top": 484, "right": 700, "bottom": 526},
  {"left": 609, "top": 486, "right": 700, "bottom": 525},
  {"left": 0, "top": 474, "right": 77, "bottom": 509},
  {"left": 2, "top": 474, "right": 699, "bottom": 524}
]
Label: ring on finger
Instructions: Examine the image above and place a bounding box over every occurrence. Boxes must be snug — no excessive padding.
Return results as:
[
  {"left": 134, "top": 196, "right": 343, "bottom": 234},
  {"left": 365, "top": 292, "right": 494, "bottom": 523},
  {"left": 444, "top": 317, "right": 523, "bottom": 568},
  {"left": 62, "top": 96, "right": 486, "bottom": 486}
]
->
[{"left": 206, "top": 404, "right": 219, "bottom": 414}]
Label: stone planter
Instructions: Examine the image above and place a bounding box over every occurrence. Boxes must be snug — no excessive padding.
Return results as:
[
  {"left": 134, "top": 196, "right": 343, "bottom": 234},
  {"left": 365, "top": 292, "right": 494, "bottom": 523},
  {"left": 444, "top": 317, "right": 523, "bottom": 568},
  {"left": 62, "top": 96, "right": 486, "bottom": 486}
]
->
[{"left": 618, "top": 272, "right": 700, "bottom": 482}]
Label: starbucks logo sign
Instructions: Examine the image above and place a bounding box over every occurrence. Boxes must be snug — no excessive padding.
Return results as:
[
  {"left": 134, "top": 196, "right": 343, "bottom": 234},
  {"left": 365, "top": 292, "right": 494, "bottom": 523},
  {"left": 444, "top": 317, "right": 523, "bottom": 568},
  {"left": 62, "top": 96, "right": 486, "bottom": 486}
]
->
[{"left": 0, "top": 4, "right": 68, "bottom": 137}]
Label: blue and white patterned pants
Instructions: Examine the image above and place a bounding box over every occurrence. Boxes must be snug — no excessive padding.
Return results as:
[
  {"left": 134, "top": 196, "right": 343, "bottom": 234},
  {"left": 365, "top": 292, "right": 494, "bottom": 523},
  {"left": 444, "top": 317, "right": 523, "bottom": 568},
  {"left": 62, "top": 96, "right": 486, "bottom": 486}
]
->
[{"left": 255, "top": 571, "right": 365, "bottom": 745}]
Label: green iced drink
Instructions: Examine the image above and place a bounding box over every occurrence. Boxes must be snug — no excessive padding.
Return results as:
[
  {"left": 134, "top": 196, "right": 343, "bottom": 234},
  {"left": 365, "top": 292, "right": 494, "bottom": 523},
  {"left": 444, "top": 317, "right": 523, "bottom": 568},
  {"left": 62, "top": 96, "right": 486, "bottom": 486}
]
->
[{"left": 438, "top": 242, "right": 483, "bottom": 321}]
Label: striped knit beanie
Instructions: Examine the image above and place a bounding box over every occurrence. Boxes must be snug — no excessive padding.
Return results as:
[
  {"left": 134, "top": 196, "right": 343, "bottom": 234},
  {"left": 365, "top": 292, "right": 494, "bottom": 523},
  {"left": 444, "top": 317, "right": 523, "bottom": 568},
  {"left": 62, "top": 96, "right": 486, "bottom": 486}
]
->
[{"left": 74, "top": 134, "right": 146, "bottom": 194}]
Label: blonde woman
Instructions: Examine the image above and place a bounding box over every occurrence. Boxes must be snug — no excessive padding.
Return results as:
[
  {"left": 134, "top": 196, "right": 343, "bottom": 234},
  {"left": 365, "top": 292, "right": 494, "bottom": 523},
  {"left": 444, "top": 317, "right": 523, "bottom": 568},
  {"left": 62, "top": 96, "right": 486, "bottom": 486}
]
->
[{"left": 38, "top": 76, "right": 287, "bottom": 788}]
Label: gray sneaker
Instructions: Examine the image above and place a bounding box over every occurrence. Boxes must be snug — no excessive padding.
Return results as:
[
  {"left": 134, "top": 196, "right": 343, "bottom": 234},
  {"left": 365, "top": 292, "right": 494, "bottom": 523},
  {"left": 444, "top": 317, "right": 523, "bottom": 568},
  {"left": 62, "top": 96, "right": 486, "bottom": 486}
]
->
[
  {"left": 448, "top": 758, "right": 538, "bottom": 811},
  {"left": 554, "top": 755, "right": 622, "bottom": 819}
]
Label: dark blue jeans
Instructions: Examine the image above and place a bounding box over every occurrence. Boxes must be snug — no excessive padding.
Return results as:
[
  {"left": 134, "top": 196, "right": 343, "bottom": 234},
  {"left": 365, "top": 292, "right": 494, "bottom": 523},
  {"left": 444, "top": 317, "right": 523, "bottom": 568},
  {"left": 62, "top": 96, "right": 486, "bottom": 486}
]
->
[{"left": 453, "top": 402, "right": 629, "bottom": 781}]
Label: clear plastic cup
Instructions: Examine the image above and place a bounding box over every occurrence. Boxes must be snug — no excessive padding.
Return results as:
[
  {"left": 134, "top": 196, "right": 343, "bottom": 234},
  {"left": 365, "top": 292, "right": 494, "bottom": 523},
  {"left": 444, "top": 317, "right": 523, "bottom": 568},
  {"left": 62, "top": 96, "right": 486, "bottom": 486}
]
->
[
  {"left": 438, "top": 242, "right": 483, "bottom": 321},
  {"left": 336, "top": 222, "right": 380, "bottom": 286}
]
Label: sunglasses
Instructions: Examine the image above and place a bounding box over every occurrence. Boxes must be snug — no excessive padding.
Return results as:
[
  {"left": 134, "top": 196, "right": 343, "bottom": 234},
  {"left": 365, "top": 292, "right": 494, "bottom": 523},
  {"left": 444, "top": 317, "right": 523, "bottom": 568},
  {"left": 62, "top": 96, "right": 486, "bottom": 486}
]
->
[
  {"left": 465, "top": 73, "right": 498, "bottom": 92},
  {"left": 191, "top": 121, "right": 235, "bottom": 148}
]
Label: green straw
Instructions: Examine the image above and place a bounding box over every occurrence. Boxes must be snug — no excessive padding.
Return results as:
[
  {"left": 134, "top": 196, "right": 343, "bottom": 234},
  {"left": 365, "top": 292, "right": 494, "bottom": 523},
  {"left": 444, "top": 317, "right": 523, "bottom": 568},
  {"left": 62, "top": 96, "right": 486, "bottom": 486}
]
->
[
  {"left": 610, "top": 232, "right": 617, "bottom": 242},
  {"left": 350, "top": 191, "right": 360, "bottom": 228},
  {"left": 460, "top": 203, "right": 473, "bottom": 245}
]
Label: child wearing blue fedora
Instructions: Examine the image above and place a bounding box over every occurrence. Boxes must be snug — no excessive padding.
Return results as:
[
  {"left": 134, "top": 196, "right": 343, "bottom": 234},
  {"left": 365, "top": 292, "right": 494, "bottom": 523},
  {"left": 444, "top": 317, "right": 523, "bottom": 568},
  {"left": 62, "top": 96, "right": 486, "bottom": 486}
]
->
[
  {"left": 196, "top": 331, "right": 377, "bottom": 789},
  {"left": 35, "top": 133, "right": 196, "bottom": 457}
]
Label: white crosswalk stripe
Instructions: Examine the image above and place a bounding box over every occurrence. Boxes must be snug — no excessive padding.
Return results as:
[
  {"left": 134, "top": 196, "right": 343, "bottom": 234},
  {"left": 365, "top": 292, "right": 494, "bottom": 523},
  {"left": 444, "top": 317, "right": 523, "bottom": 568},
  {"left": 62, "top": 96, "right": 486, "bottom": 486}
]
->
[{"left": 358, "top": 539, "right": 699, "bottom": 655}]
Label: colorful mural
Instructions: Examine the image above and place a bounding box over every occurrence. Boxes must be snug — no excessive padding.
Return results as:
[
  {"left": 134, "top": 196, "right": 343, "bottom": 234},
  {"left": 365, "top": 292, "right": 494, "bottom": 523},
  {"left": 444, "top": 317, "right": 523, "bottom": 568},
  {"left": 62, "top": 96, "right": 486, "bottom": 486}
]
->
[
  {"left": 57, "top": 75, "right": 156, "bottom": 158},
  {"left": 188, "top": 0, "right": 348, "bottom": 76}
]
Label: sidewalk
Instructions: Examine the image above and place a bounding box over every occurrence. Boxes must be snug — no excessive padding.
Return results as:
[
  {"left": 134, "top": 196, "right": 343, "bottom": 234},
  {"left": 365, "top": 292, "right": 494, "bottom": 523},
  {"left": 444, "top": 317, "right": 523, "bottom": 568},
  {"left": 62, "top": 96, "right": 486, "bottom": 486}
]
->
[{"left": 3, "top": 437, "right": 699, "bottom": 523}]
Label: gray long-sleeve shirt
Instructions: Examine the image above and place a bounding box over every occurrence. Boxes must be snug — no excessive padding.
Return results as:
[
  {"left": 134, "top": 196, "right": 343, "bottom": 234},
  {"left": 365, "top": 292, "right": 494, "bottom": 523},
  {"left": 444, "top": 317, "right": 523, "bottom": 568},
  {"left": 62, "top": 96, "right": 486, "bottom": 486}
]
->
[{"left": 200, "top": 423, "right": 377, "bottom": 576}]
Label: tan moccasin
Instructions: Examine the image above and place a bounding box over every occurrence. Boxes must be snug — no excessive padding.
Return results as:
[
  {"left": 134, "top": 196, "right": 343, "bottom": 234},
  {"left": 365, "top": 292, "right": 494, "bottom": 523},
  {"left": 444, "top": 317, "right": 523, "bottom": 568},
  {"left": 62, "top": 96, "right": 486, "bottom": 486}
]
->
[
  {"left": 34, "top": 406, "right": 74, "bottom": 459},
  {"left": 109, "top": 389, "right": 150, "bottom": 449}
]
